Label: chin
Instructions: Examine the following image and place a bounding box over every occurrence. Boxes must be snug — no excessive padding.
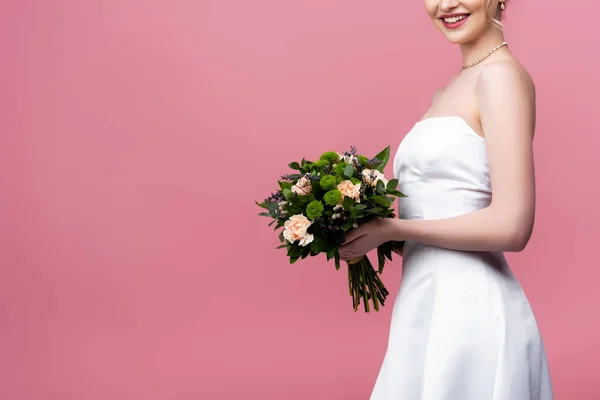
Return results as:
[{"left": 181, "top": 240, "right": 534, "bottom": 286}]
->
[{"left": 442, "top": 31, "right": 478, "bottom": 44}]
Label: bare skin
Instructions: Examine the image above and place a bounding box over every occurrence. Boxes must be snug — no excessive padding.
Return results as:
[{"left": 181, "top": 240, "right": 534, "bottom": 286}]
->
[{"left": 339, "top": 0, "right": 536, "bottom": 261}]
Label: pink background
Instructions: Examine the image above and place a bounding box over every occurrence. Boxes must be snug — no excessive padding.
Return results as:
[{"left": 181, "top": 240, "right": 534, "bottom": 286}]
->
[{"left": 2, "top": 0, "right": 599, "bottom": 399}]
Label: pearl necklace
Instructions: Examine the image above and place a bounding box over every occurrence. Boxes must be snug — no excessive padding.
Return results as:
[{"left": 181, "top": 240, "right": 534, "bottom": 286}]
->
[{"left": 461, "top": 41, "right": 508, "bottom": 71}]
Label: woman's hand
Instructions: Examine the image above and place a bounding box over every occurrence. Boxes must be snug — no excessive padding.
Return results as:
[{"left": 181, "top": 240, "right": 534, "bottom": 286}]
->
[{"left": 338, "top": 217, "right": 392, "bottom": 261}]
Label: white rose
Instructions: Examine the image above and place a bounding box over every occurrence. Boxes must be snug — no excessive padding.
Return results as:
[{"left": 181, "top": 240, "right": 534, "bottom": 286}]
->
[
  {"left": 291, "top": 176, "right": 312, "bottom": 195},
  {"left": 362, "top": 168, "right": 388, "bottom": 187}
]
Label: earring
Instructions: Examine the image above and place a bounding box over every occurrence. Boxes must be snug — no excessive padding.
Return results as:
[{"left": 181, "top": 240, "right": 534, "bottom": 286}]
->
[{"left": 500, "top": 0, "right": 505, "bottom": 10}]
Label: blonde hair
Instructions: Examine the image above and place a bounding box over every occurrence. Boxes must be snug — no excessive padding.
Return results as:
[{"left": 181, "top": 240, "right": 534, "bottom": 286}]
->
[{"left": 486, "top": 0, "right": 507, "bottom": 31}]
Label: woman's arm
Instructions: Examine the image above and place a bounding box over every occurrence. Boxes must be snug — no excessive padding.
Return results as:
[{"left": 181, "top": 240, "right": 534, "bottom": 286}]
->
[
  {"left": 392, "top": 62, "right": 536, "bottom": 252},
  {"left": 339, "top": 62, "right": 536, "bottom": 259}
]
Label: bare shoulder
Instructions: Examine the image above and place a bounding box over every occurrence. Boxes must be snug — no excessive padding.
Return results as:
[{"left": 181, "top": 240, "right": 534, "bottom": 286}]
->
[
  {"left": 476, "top": 59, "right": 536, "bottom": 101},
  {"left": 475, "top": 60, "right": 536, "bottom": 137}
]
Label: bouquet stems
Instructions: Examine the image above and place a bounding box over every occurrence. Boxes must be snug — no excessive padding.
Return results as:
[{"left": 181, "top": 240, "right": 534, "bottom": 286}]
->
[{"left": 347, "top": 256, "right": 389, "bottom": 312}]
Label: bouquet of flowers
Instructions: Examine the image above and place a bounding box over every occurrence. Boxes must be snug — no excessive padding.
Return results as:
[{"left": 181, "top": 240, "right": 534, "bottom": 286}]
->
[{"left": 256, "top": 146, "right": 406, "bottom": 312}]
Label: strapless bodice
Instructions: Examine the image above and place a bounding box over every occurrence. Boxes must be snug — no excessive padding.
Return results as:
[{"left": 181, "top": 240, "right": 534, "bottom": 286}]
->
[{"left": 393, "top": 116, "right": 491, "bottom": 220}]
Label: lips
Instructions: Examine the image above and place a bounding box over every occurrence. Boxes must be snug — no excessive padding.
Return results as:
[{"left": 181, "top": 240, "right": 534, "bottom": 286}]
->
[{"left": 439, "top": 13, "right": 470, "bottom": 29}]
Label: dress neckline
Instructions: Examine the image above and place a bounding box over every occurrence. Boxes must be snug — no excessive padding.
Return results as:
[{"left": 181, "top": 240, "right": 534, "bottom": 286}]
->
[{"left": 414, "top": 116, "right": 485, "bottom": 141}]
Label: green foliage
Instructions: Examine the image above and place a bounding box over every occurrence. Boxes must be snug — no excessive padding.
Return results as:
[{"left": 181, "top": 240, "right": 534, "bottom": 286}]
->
[
  {"left": 372, "top": 146, "right": 390, "bottom": 172},
  {"left": 256, "top": 145, "right": 410, "bottom": 312},
  {"left": 278, "top": 181, "right": 292, "bottom": 190},
  {"left": 314, "top": 159, "right": 329, "bottom": 168},
  {"left": 333, "top": 162, "right": 349, "bottom": 175},
  {"left": 343, "top": 164, "right": 355, "bottom": 178},
  {"left": 306, "top": 200, "right": 324, "bottom": 220},
  {"left": 375, "top": 179, "right": 386, "bottom": 195},
  {"left": 319, "top": 175, "right": 337, "bottom": 191},
  {"left": 386, "top": 179, "right": 399, "bottom": 190},
  {"left": 319, "top": 151, "right": 339, "bottom": 163},
  {"left": 341, "top": 195, "right": 356, "bottom": 211},
  {"left": 323, "top": 190, "right": 342, "bottom": 206}
]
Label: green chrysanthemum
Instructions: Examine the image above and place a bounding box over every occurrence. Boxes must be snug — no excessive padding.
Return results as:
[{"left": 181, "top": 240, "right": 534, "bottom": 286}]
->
[
  {"left": 306, "top": 200, "right": 324, "bottom": 220},
  {"left": 357, "top": 155, "right": 369, "bottom": 166},
  {"left": 324, "top": 190, "right": 342, "bottom": 206},
  {"left": 319, "top": 175, "right": 337, "bottom": 191},
  {"left": 333, "top": 162, "right": 349, "bottom": 175},
  {"left": 319, "top": 151, "right": 339, "bottom": 164},
  {"left": 314, "top": 159, "right": 329, "bottom": 168},
  {"left": 350, "top": 177, "right": 362, "bottom": 185}
]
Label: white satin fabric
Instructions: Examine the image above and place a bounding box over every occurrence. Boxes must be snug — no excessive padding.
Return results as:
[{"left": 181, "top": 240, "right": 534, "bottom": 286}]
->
[{"left": 370, "top": 117, "right": 553, "bottom": 400}]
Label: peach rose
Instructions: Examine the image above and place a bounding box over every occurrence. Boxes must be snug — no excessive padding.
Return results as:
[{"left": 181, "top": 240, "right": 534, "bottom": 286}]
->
[
  {"left": 337, "top": 180, "right": 362, "bottom": 203},
  {"left": 291, "top": 176, "right": 312, "bottom": 195},
  {"left": 283, "top": 214, "right": 314, "bottom": 246},
  {"left": 362, "top": 168, "right": 388, "bottom": 187}
]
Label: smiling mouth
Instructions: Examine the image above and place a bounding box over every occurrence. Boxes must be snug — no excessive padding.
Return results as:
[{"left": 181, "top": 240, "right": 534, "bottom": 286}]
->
[{"left": 441, "top": 14, "right": 470, "bottom": 23}]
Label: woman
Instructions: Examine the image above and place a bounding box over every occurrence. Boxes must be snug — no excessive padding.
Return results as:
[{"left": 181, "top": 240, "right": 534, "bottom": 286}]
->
[{"left": 338, "top": 0, "right": 554, "bottom": 398}]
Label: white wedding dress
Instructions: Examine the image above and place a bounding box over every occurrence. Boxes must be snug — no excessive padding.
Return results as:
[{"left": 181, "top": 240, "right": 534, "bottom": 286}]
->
[{"left": 370, "top": 116, "right": 553, "bottom": 399}]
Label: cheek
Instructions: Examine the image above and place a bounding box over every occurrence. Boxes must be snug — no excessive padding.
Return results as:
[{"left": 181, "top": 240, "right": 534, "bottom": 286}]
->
[{"left": 423, "top": 0, "right": 438, "bottom": 19}]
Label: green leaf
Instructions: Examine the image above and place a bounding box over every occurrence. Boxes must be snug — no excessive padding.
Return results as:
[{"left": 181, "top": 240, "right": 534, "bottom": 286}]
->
[
  {"left": 258, "top": 212, "right": 271, "bottom": 217},
  {"left": 386, "top": 179, "right": 399, "bottom": 191},
  {"left": 375, "top": 179, "right": 386, "bottom": 194},
  {"left": 384, "top": 246, "right": 393, "bottom": 261},
  {"left": 278, "top": 181, "right": 292, "bottom": 190},
  {"left": 276, "top": 244, "right": 287, "bottom": 249},
  {"left": 288, "top": 244, "right": 301, "bottom": 257},
  {"left": 255, "top": 201, "right": 270, "bottom": 210},
  {"left": 288, "top": 162, "right": 301, "bottom": 170},
  {"left": 371, "top": 195, "right": 392, "bottom": 208},
  {"left": 283, "top": 188, "right": 293, "bottom": 199},
  {"left": 274, "top": 220, "right": 285, "bottom": 230},
  {"left": 326, "top": 244, "right": 337, "bottom": 259},
  {"left": 334, "top": 251, "right": 341, "bottom": 270},
  {"left": 373, "top": 146, "right": 390, "bottom": 172},
  {"left": 343, "top": 164, "right": 355, "bottom": 178},
  {"left": 342, "top": 196, "right": 355, "bottom": 211},
  {"left": 310, "top": 235, "right": 326, "bottom": 253},
  {"left": 354, "top": 204, "right": 367, "bottom": 211},
  {"left": 342, "top": 220, "right": 354, "bottom": 231},
  {"left": 366, "top": 207, "right": 383, "bottom": 215},
  {"left": 290, "top": 256, "right": 300, "bottom": 264},
  {"left": 386, "top": 190, "right": 407, "bottom": 197},
  {"left": 377, "top": 247, "right": 385, "bottom": 272},
  {"left": 291, "top": 195, "right": 310, "bottom": 206}
]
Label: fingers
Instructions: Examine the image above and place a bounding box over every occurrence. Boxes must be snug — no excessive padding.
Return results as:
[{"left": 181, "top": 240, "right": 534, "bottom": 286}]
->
[
  {"left": 342, "top": 225, "right": 366, "bottom": 244},
  {"left": 338, "top": 236, "right": 366, "bottom": 261}
]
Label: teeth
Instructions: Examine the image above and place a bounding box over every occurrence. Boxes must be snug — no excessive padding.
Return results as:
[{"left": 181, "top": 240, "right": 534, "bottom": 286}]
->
[{"left": 444, "top": 15, "right": 468, "bottom": 23}]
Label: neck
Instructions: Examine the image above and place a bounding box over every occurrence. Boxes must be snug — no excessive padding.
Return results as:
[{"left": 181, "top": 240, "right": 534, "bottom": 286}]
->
[{"left": 460, "top": 27, "right": 506, "bottom": 68}]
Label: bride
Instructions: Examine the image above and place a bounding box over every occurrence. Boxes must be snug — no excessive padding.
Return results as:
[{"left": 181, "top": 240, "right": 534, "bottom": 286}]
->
[{"left": 338, "top": 0, "right": 554, "bottom": 398}]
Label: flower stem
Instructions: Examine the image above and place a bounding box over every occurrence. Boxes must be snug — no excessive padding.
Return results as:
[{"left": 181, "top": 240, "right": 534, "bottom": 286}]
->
[{"left": 346, "top": 255, "right": 389, "bottom": 312}]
